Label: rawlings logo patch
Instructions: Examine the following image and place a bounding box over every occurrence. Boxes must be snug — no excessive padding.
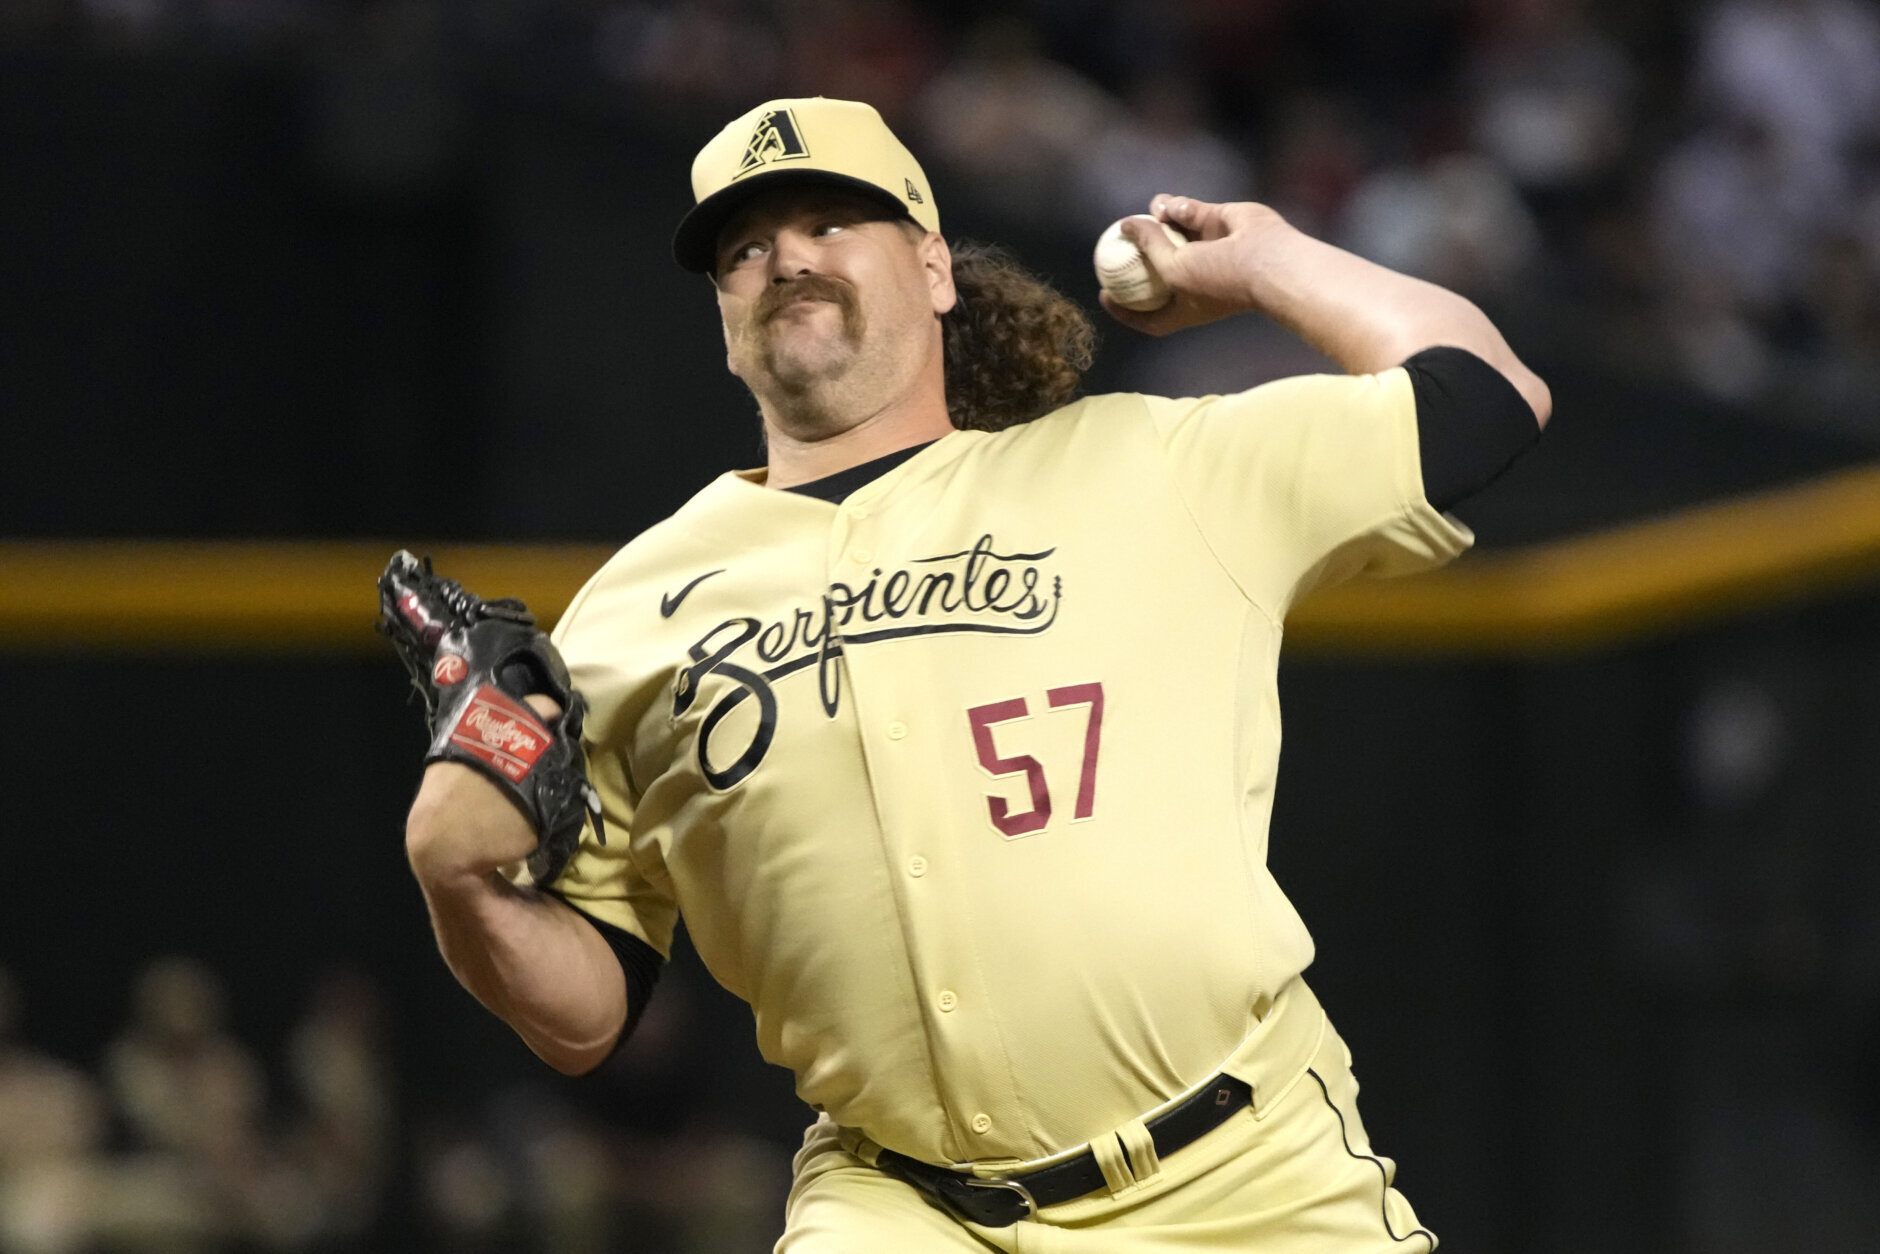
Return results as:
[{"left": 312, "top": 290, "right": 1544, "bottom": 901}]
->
[
  {"left": 432, "top": 654, "right": 467, "bottom": 686},
  {"left": 448, "top": 686, "right": 550, "bottom": 782}
]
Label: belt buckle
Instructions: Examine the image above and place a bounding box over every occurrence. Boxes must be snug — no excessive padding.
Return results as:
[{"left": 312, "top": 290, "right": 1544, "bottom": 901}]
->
[{"left": 959, "top": 1174, "right": 1038, "bottom": 1224}]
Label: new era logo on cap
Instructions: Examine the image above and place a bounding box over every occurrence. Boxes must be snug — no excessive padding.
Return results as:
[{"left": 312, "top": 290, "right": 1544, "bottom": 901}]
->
[{"left": 736, "top": 108, "right": 810, "bottom": 179}]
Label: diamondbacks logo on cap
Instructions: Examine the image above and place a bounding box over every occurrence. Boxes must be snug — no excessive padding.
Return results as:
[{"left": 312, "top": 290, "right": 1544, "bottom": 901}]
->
[
  {"left": 735, "top": 108, "right": 809, "bottom": 179},
  {"left": 904, "top": 178, "right": 924, "bottom": 204}
]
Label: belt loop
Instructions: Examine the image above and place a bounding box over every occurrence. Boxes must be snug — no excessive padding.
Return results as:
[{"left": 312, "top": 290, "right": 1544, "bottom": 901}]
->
[
  {"left": 1116, "top": 1118, "right": 1159, "bottom": 1185},
  {"left": 1089, "top": 1130, "right": 1135, "bottom": 1195}
]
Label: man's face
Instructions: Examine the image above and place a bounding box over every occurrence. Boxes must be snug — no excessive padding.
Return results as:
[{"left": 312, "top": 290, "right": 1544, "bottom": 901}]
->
[{"left": 713, "top": 187, "right": 953, "bottom": 412}]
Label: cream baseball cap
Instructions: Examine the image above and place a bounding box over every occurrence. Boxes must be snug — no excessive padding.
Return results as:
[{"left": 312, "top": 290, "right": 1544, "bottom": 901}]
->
[{"left": 672, "top": 97, "right": 940, "bottom": 273}]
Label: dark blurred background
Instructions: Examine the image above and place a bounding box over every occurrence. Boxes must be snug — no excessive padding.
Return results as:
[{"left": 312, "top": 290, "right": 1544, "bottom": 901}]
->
[{"left": 2, "top": 1, "right": 1879, "bottom": 1251}]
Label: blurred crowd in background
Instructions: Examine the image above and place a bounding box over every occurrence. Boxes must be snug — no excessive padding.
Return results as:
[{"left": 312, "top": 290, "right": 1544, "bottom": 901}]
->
[
  {"left": 0, "top": 962, "right": 394, "bottom": 1253},
  {"left": 2, "top": 0, "right": 1879, "bottom": 426},
  {"left": 0, "top": 958, "right": 788, "bottom": 1254}
]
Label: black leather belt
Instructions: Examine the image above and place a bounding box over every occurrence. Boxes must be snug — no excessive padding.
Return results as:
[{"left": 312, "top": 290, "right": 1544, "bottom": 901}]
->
[{"left": 875, "top": 1074, "right": 1252, "bottom": 1227}]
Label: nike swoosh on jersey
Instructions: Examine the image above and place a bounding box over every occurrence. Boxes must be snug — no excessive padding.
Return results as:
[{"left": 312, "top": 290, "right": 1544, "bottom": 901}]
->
[{"left": 660, "top": 569, "right": 727, "bottom": 618}]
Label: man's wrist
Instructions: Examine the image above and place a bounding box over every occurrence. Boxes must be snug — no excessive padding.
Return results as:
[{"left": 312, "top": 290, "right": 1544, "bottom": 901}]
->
[
  {"left": 1233, "top": 204, "right": 1306, "bottom": 317},
  {"left": 406, "top": 762, "right": 541, "bottom": 884},
  {"left": 405, "top": 816, "right": 501, "bottom": 887}
]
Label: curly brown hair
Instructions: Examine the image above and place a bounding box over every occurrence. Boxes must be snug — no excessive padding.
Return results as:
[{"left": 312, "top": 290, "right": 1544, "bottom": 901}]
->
[{"left": 940, "top": 240, "right": 1096, "bottom": 433}]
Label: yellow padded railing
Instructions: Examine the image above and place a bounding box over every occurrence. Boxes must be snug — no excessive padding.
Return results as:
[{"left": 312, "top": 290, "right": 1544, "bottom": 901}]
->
[
  {"left": 3, "top": 463, "right": 1878, "bottom": 656},
  {"left": 1286, "top": 461, "right": 1880, "bottom": 654},
  {"left": 0, "top": 541, "right": 616, "bottom": 654}
]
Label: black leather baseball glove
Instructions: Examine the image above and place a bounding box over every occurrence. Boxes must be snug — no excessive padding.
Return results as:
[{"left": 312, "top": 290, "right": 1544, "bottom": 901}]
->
[{"left": 377, "top": 550, "right": 604, "bottom": 886}]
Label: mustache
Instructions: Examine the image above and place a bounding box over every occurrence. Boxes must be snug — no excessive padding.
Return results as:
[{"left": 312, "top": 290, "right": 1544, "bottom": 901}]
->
[{"left": 755, "top": 275, "right": 859, "bottom": 324}]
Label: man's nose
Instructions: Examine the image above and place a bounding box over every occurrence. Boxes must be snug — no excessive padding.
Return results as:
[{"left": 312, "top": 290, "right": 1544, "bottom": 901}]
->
[{"left": 766, "top": 228, "right": 817, "bottom": 282}]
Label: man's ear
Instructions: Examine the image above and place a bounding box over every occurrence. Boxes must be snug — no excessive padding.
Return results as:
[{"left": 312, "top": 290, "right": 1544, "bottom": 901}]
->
[{"left": 920, "top": 232, "right": 957, "bottom": 316}]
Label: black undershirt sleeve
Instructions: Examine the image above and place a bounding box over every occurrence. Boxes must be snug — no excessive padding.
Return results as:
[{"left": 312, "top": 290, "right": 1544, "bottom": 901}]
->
[
  {"left": 1404, "top": 346, "right": 1540, "bottom": 510},
  {"left": 546, "top": 893, "right": 665, "bottom": 1073}
]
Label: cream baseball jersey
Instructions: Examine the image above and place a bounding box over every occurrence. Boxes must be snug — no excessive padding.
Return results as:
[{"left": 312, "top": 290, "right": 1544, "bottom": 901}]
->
[{"left": 540, "top": 367, "right": 1470, "bottom": 1167}]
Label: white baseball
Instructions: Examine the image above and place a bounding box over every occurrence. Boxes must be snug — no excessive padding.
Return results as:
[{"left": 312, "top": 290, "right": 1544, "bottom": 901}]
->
[{"left": 1093, "top": 215, "right": 1187, "bottom": 312}]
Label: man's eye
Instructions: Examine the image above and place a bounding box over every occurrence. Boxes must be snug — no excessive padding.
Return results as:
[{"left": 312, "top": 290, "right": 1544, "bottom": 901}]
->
[
  {"left": 813, "top": 221, "right": 847, "bottom": 237},
  {"left": 731, "top": 241, "right": 765, "bottom": 264}
]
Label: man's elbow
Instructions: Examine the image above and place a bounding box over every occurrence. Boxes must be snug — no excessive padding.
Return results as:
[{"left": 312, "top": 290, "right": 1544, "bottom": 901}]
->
[
  {"left": 1509, "top": 364, "right": 1552, "bottom": 430},
  {"left": 527, "top": 1019, "right": 626, "bottom": 1077}
]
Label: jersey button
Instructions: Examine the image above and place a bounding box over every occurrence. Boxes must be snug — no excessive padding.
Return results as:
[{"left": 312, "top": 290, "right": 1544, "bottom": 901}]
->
[
  {"left": 907, "top": 856, "right": 927, "bottom": 878},
  {"left": 971, "top": 1113, "right": 993, "bottom": 1134},
  {"left": 887, "top": 721, "right": 908, "bottom": 740},
  {"left": 851, "top": 548, "right": 873, "bottom": 564},
  {"left": 848, "top": 504, "right": 870, "bottom": 520},
  {"left": 936, "top": 989, "right": 957, "bottom": 1012}
]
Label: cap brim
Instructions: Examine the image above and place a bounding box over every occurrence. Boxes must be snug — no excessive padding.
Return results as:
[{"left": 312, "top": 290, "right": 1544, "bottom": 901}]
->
[{"left": 672, "top": 169, "right": 919, "bottom": 274}]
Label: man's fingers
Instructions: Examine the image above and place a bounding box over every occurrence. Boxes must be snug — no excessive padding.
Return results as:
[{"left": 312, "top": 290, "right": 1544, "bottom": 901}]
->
[
  {"left": 524, "top": 694, "right": 564, "bottom": 720},
  {"left": 1105, "top": 196, "right": 1261, "bottom": 335},
  {"left": 1150, "top": 195, "right": 1221, "bottom": 238}
]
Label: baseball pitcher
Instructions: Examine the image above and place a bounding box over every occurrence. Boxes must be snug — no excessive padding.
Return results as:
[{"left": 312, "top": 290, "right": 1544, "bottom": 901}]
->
[{"left": 382, "top": 97, "right": 1549, "bottom": 1251}]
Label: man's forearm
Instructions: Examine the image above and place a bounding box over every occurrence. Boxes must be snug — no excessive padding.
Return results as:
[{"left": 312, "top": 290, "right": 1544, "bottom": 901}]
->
[
  {"left": 407, "top": 762, "right": 628, "bottom": 1076},
  {"left": 415, "top": 868, "right": 628, "bottom": 1074},
  {"left": 1114, "top": 198, "right": 1552, "bottom": 427}
]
